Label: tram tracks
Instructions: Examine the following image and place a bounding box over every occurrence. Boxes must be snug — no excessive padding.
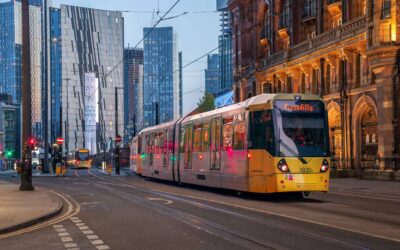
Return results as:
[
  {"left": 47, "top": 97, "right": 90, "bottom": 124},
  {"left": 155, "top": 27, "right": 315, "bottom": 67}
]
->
[
  {"left": 81, "top": 170, "right": 381, "bottom": 249},
  {"left": 78, "top": 171, "right": 282, "bottom": 249}
]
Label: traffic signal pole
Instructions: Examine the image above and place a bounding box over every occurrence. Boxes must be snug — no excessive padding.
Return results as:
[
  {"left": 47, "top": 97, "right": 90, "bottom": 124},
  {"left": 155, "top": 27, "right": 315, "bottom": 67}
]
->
[{"left": 20, "top": 0, "right": 34, "bottom": 191}]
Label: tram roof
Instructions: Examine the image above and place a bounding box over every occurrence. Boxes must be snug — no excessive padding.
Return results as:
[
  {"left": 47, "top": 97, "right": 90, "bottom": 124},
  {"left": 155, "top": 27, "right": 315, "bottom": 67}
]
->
[
  {"left": 182, "top": 93, "right": 322, "bottom": 123},
  {"left": 138, "top": 94, "right": 322, "bottom": 134},
  {"left": 139, "top": 118, "right": 181, "bottom": 134}
]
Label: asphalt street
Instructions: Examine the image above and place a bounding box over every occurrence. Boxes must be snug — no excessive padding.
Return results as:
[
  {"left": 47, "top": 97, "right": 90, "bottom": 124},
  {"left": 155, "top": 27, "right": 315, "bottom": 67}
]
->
[{"left": 0, "top": 169, "right": 399, "bottom": 250}]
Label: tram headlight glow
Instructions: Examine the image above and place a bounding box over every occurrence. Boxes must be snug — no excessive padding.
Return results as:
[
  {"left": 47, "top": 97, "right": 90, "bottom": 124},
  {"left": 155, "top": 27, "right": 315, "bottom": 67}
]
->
[
  {"left": 320, "top": 159, "right": 329, "bottom": 173},
  {"left": 277, "top": 159, "right": 290, "bottom": 173}
]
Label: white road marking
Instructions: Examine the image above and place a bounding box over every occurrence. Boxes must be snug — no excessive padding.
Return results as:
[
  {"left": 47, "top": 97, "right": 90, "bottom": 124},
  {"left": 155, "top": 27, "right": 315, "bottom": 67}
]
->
[
  {"left": 87, "top": 235, "right": 99, "bottom": 240},
  {"left": 64, "top": 242, "right": 78, "bottom": 248},
  {"left": 91, "top": 240, "right": 104, "bottom": 245},
  {"left": 96, "top": 245, "right": 110, "bottom": 250},
  {"left": 70, "top": 218, "right": 110, "bottom": 249},
  {"left": 54, "top": 225, "right": 79, "bottom": 249},
  {"left": 82, "top": 230, "right": 94, "bottom": 235},
  {"left": 61, "top": 237, "right": 73, "bottom": 243}
]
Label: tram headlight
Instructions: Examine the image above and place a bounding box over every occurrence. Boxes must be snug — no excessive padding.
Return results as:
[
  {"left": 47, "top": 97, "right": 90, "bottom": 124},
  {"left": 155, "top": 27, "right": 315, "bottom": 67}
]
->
[
  {"left": 320, "top": 159, "right": 329, "bottom": 173},
  {"left": 277, "top": 159, "right": 290, "bottom": 173}
]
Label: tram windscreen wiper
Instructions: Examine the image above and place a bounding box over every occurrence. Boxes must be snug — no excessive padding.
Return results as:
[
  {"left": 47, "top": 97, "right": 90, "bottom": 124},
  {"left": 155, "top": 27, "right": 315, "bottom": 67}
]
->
[{"left": 278, "top": 139, "right": 308, "bottom": 164}]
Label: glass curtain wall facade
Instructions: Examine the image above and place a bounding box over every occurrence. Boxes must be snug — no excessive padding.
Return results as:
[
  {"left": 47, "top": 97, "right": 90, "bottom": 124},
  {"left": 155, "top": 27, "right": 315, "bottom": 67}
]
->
[
  {"left": 49, "top": 7, "right": 62, "bottom": 145},
  {"left": 143, "top": 27, "right": 179, "bottom": 128},
  {"left": 205, "top": 54, "right": 221, "bottom": 95},
  {"left": 124, "top": 48, "right": 144, "bottom": 139},
  {"left": 0, "top": 0, "right": 42, "bottom": 139},
  {"left": 217, "top": 0, "right": 233, "bottom": 92},
  {"left": 60, "top": 5, "right": 124, "bottom": 154}
]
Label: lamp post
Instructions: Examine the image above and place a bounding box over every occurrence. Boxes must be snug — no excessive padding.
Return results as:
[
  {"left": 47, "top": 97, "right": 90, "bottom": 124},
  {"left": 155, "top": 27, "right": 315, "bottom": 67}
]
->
[{"left": 115, "top": 87, "right": 124, "bottom": 175}]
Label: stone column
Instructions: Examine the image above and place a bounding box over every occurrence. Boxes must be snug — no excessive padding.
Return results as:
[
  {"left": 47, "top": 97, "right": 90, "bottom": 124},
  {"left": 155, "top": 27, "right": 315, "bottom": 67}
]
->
[{"left": 369, "top": 49, "right": 398, "bottom": 170}]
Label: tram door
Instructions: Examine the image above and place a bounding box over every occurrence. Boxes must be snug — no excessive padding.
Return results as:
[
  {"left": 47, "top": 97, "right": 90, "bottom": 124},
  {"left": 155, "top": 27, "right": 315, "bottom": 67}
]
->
[
  {"left": 163, "top": 129, "right": 169, "bottom": 167},
  {"left": 184, "top": 124, "right": 193, "bottom": 168},
  {"left": 211, "top": 117, "right": 222, "bottom": 170},
  {"left": 210, "top": 117, "right": 222, "bottom": 187}
]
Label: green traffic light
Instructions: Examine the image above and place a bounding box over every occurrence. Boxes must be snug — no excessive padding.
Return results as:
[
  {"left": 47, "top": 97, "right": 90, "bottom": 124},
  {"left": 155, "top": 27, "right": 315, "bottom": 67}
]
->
[{"left": 6, "top": 150, "right": 13, "bottom": 158}]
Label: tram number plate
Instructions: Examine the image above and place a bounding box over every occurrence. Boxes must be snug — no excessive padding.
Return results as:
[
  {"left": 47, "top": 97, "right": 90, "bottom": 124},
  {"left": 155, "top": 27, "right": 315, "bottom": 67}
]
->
[
  {"left": 284, "top": 174, "right": 294, "bottom": 181},
  {"left": 299, "top": 167, "right": 312, "bottom": 173}
]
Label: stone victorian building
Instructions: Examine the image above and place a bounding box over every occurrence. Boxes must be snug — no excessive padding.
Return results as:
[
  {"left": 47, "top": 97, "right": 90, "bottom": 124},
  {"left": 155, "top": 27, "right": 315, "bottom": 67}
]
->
[{"left": 228, "top": 0, "right": 400, "bottom": 171}]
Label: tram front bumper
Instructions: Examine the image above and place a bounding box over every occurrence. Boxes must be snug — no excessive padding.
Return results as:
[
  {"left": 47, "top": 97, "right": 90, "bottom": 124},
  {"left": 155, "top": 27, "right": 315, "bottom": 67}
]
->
[{"left": 271, "top": 173, "right": 330, "bottom": 193}]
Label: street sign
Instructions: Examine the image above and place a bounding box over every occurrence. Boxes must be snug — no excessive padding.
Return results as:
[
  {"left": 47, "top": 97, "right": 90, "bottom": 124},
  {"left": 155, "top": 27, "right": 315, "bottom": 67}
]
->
[
  {"left": 115, "top": 135, "right": 122, "bottom": 143},
  {"left": 56, "top": 137, "right": 64, "bottom": 145}
]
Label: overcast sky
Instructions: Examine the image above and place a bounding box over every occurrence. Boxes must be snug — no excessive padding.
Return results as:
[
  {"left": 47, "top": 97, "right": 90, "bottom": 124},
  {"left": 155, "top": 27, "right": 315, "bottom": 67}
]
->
[{"left": 51, "top": 0, "right": 220, "bottom": 114}]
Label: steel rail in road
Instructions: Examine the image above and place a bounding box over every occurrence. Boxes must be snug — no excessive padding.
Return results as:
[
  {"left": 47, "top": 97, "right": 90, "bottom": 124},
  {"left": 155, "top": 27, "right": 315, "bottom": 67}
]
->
[
  {"left": 81, "top": 170, "right": 394, "bottom": 249},
  {"left": 79, "top": 171, "right": 281, "bottom": 250}
]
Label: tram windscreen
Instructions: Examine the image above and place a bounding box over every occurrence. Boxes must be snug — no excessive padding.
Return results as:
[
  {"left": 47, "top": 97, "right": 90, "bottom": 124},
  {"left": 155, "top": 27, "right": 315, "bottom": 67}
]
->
[
  {"left": 274, "top": 100, "right": 329, "bottom": 157},
  {"left": 77, "top": 150, "right": 90, "bottom": 161}
]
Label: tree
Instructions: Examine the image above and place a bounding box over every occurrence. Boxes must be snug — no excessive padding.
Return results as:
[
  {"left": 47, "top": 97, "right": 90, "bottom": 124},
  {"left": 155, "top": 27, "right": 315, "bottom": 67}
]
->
[{"left": 197, "top": 93, "right": 215, "bottom": 113}]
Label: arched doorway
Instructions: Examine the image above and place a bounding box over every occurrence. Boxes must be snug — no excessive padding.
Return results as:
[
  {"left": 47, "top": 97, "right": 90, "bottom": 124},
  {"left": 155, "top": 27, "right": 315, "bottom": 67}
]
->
[
  {"left": 328, "top": 103, "right": 342, "bottom": 169},
  {"left": 353, "top": 95, "right": 378, "bottom": 170},
  {"left": 360, "top": 105, "right": 378, "bottom": 169}
]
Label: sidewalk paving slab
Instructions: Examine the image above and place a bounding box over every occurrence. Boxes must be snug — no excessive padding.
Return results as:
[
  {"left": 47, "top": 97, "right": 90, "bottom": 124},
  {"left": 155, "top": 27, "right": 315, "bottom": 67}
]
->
[{"left": 0, "top": 181, "right": 63, "bottom": 234}]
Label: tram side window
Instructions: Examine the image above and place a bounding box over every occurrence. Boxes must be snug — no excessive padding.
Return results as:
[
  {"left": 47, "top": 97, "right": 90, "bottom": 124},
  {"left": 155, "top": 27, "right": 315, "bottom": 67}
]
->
[
  {"left": 168, "top": 128, "right": 174, "bottom": 153},
  {"left": 159, "top": 132, "right": 164, "bottom": 154},
  {"left": 234, "top": 114, "right": 246, "bottom": 150},
  {"left": 179, "top": 128, "right": 185, "bottom": 153},
  {"left": 138, "top": 137, "right": 142, "bottom": 154},
  {"left": 222, "top": 117, "right": 234, "bottom": 150},
  {"left": 184, "top": 124, "right": 193, "bottom": 168},
  {"left": 193, "top": 125, "right": 202, "bottom": 152},
  {"left": 202, "top": 122, "right": 210, "bottom": 152},
  {"left": 249, "top": 110, "right": 275, "bottom": 155}
]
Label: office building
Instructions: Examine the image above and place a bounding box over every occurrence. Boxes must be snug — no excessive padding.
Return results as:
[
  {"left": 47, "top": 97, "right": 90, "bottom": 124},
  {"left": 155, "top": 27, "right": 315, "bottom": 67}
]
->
[
  {"left": 124, "top": 48, "right": 144, "bottom": 139},
  {"left": 143, "top": 27, "right": 180, "bottom": 127},
  {"left": 217, "top": 0, "right": 233, "bottom": 92},
  {"left": 0, "top": 94, "right": 21, "bottom": 167},
  {"left": 59, "top": 5, "right": 124, "bottom": 153},
  {"left": 49, "top": 6, "right": 62, "bottom": 145},
  {"left": 0, "top": 0, "right": 43, "bottom": 140},
  {"left": 205, "top": 54, "right": 221, "bottom": 95}
]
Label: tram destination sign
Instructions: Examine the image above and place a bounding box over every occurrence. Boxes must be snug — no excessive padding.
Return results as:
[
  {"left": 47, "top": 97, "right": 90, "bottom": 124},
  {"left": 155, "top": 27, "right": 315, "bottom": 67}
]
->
[{"left": 275, "top": 100, "right": 324, "bottom": 114}]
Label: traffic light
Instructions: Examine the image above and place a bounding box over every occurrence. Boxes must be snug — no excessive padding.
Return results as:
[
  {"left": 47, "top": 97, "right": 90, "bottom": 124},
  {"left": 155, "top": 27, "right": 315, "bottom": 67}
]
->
[
  {"left": 6, "top": 150, "right": 13, "bottom": 158},
  {"left": 28, "top": 137, "right": 36, "bottom": 148}
]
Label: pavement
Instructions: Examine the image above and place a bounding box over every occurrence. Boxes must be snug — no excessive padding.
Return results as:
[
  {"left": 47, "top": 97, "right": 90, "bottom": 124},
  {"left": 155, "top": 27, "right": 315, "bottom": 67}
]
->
[{"left": 0, "top": 180, "right": 63, "bottom": 234}]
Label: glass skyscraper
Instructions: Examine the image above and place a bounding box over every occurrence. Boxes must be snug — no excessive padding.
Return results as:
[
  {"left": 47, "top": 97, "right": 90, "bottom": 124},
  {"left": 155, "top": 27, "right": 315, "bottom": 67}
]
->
[
  {"left": 217, "top": 0, "right": 233, "bottom": 92},
  {"left": 205, "top": 54, "right": 221, "bottom": 95},
  {"left": 124, "top": 48, "right": 144, "bottom": 139},
  {"left": 49, "top": 7, "right": 62, "bottom": 145},
  {"left": 143, "top": 27, "right": 180, "bottom": 128},
  {"left": 0, "top": 0, "right": 43, "bottom": 139},
  {"left": 59, "top": 5, "right": 124, "bottom": 153}
]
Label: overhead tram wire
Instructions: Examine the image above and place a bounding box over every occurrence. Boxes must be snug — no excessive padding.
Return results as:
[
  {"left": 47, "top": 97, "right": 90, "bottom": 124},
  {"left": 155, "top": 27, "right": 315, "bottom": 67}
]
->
[
  {"left": 84, "top": 0, "right": 183, "bottom": 102},
  {"left": 103, "top": 0, "right": 183, "bottom": 80},
  {"left": 121, "top": 10, "right": 218, "bottom": 14}
]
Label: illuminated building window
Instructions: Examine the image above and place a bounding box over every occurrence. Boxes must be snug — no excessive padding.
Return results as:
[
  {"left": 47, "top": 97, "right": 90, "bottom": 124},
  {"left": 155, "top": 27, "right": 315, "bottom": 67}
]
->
[{"left": 381, "top": 0, "right": 391, "bottom": 19}]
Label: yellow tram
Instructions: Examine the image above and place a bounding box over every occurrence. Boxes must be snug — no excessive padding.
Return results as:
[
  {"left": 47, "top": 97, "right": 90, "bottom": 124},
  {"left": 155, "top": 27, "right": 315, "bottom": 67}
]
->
[
  {"left": 67, "top": 149, "right": 91, "bottom": 169},
  {"left": 131, "top": 94, "right": 330, "bottom": 195}
]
